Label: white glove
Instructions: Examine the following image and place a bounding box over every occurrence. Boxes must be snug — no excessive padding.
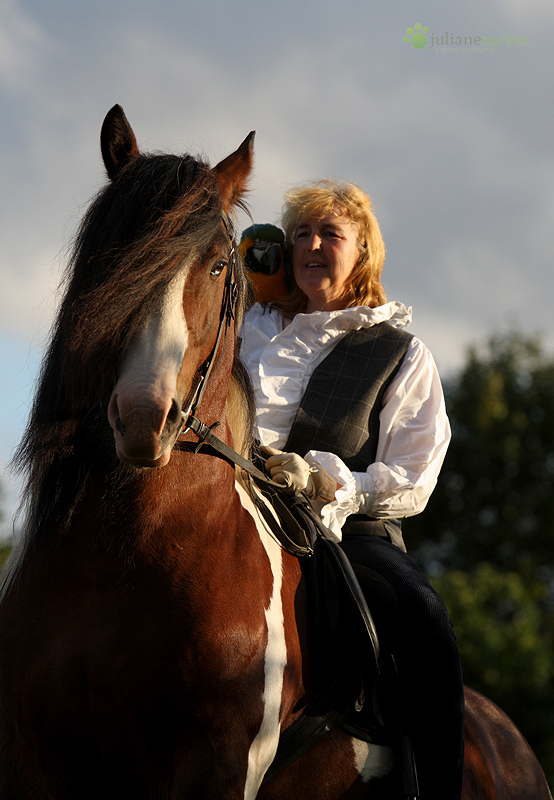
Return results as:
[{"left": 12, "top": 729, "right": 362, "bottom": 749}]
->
[{"left": 262, "top": 446, "right": 337, "bottom": 510}]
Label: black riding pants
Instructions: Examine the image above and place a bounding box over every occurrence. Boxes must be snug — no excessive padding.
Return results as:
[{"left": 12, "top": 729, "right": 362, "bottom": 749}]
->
[{"left": 340, "top": 532, "right": 465, "bottom": 800}]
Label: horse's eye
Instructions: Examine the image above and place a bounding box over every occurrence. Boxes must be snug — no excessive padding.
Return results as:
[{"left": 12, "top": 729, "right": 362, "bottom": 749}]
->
[{"left": 210, "top": 260, "right": 227, "bottom": 278}]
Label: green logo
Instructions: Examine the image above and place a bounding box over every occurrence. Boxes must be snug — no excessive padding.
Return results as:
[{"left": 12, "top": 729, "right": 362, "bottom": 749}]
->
[{"left": 403, "top": 23, "right": 429, "bottom": 49}]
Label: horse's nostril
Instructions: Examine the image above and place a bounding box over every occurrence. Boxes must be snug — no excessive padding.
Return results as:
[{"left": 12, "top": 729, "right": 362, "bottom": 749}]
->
[
  {"left": 167, "top": 399, "right": 181, "bottom": 426},
  {"left": 115, "top": 417, "right": 126, "bottom": 435}
]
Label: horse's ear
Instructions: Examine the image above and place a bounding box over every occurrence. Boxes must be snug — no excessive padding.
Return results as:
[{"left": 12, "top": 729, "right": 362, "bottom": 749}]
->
[
  {"left": 100, "top": 104, "right": 140, "bottom": 180},
  {"left": 213, "top": 132, "right": 255, "bottom": 212}
]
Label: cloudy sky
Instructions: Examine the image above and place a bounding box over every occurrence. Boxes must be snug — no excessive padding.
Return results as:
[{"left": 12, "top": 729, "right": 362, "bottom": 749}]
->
[{"left": 1, "top": 0, "right": 553, "bottom": 536}]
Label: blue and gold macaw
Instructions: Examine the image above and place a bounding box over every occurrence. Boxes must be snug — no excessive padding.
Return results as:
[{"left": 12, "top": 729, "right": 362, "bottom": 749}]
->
[{"left": 239, "top": 223, "right": 289, "bottom": 303}]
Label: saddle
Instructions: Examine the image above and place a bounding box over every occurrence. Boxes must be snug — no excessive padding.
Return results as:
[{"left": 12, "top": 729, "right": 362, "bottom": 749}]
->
[{"left": 249, "top": 473, "right": 382, "bottom": 718}]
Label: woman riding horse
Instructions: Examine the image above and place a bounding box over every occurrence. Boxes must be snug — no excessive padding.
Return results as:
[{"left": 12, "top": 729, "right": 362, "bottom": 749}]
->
[{"left": 0, "top": 105, "right": 550, "bottom": 800}]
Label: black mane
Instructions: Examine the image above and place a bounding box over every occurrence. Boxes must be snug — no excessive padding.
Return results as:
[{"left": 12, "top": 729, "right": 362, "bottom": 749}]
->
[{"left": 11, "top": 148, "right": 251, "bottom": 551}]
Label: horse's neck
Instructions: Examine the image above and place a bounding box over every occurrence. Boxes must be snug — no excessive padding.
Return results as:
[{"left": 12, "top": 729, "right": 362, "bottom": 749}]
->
[
  {"left": 58, "top": 362, "right": 251, "bottom": 558},
  {"left": 104, "top": 430, "right": 238, "bottom": 543}
]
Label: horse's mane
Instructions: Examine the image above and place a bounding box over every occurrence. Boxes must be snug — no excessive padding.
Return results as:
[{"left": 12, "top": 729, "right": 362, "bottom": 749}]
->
[{"left": 7, "top": 150, "right": 254, "bottom": 575}]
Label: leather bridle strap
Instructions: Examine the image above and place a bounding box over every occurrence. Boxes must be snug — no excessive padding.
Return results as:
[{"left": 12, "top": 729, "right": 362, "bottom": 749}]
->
[
  {"left": 172, "top": 213, "right": 271, "bottom": 487},
  {"left": 174, "top": 420, "right": 317, "bottom": 559},
  {"left": 177, "top": 415, "right": 269, "bottom": 481},
  {"left": 178, "top": 216, "right": 238, "bottom": 438}
]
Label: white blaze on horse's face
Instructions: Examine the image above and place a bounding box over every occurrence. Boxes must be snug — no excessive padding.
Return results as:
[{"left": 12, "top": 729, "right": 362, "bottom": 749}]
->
[{"left": 108, "top": 268, "right": 189, "bottom": 468}]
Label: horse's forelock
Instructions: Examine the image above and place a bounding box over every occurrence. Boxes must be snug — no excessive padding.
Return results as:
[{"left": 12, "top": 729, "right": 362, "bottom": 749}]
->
[{"left": 64, "top": 154, "right": 224, "bottom": 386}]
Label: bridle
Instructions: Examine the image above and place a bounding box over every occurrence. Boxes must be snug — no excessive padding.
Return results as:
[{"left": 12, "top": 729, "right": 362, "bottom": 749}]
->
[
  {"left": 173, "top": 213, "right": 295, "bottom": 487},
  {"left": 171, "top": 216, "right": 293, "bottom": 494},
  {"left": 177, "top": 214, "right": 239, "bottom": 445},
  {"left": 171, "top": 218, "right": 320, "bottom": 560},
  {"left": 170, "top": 217, "right": 325, "bottom": 552}
]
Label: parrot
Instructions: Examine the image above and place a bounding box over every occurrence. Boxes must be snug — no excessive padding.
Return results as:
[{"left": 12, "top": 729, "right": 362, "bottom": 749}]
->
[{"left": 239, "top": 223, "right": 289, "bottom": 304}]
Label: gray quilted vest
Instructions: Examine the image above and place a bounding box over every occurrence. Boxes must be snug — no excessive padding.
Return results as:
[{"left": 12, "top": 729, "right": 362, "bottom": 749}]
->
[{"left": 285, "top": 321, "right": 413, "bottom": 549}]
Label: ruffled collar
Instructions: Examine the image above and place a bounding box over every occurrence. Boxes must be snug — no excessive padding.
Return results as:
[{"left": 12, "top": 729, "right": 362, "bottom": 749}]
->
[
  {"left": 240, "top": 301, "right": 413, "bottom": 450},
  {"left": 285, "top": 301, "right": 411, "bottom": 334},
  {"left": 244, "top": 301, "right": 412, "bottom": 344}
]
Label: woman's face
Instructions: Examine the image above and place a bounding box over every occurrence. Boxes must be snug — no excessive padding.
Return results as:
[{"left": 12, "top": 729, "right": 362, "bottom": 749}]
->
[{"left": 292, "top": 212, "right": 360, "bottom": 312}]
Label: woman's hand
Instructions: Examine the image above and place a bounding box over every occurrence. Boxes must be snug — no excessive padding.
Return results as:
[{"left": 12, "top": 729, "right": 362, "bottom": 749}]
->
[
  {"left": 262, "top": 446, "right": 338, "bottom": 508},
  {"left": 262, "top": 447, "right": 312, "bottom": 492}
]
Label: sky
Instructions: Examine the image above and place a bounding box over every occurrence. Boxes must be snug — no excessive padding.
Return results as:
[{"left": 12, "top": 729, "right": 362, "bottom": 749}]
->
[{"left": 1, "top": 0, "right": 553, "bottom": 538}]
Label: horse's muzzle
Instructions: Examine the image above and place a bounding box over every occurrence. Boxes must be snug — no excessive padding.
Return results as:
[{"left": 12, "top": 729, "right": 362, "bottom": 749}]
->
[{"left": 108, "top": 392, "right": 183, "bottom": 468}]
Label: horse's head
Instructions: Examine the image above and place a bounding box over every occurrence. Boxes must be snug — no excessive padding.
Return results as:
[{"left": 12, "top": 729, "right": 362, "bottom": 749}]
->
[{"left": 95, "top": 106, "right": 254, "bottom": 468}]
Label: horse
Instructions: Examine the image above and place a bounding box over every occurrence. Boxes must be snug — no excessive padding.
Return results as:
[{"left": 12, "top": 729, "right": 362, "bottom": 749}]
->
[{"left": 0, "top": 104, "right": 550, "bottom": 800}]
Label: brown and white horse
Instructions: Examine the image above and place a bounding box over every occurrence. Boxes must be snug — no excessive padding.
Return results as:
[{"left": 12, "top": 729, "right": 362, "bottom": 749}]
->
[{"left": 0, "top": 105, "right": 550, "bottom": 800}]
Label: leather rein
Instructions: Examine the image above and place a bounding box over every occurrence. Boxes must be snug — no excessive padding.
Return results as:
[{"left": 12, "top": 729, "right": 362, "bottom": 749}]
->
[{"left": 171, "top": 219, "right": 383, "bottom": 782}]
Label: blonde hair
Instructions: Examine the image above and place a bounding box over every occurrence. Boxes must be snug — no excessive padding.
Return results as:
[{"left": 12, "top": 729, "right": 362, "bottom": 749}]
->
[{"left": 277, "top": 180, "right": 387, "bottom": 313}]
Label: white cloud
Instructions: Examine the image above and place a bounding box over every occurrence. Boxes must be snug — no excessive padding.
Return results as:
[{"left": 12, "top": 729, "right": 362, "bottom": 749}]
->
[
  {"left": 0, "top": 0, "right": 53, "bottom": 90},
  {"left": 0, "top": 253, "right": 63, "bottom": 339},
  {"left": 493, "top": 0, "right": 554, "bottom": 23}
]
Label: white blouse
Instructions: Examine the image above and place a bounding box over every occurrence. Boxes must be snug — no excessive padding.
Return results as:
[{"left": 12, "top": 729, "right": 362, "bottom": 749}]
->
[{"left": 240, "top": 301, "right": 451, "bottom": 541}]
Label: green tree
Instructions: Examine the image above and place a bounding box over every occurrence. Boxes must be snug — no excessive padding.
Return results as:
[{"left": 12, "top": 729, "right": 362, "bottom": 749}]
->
[
  {"left": 0, "top": 546, "right": 11, "bottom": 570},
  {"left": 430, "top": 565, "right": 554, "bottom": 781},
  {"left": 407, "top": 332, "right": 554, "bottom": 584},
  {"left": 404, "top": 332, "right": 554, "bottom": 786}
]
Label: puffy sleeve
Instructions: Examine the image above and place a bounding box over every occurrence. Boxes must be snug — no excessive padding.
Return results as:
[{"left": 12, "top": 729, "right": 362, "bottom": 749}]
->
[{"left": 304, "top": 337, "right": 451, "bottom": 540}]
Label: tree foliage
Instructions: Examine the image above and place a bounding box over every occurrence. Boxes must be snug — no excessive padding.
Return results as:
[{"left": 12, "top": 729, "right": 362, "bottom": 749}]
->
[
  {"left": 430, "top": 565, "right": 554, "bottom": 775},
  {"left": 432, "top": 564, "right": 552, "bottom": 695},
  {"left": 0, "top": 545, "right": 11, "bottom": 571},
  {"left": 404, "top": 331, "right": 554, "bottom": 786},
  {"left": 407, "top": 332, "right": 554, "bottom": 583}
]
